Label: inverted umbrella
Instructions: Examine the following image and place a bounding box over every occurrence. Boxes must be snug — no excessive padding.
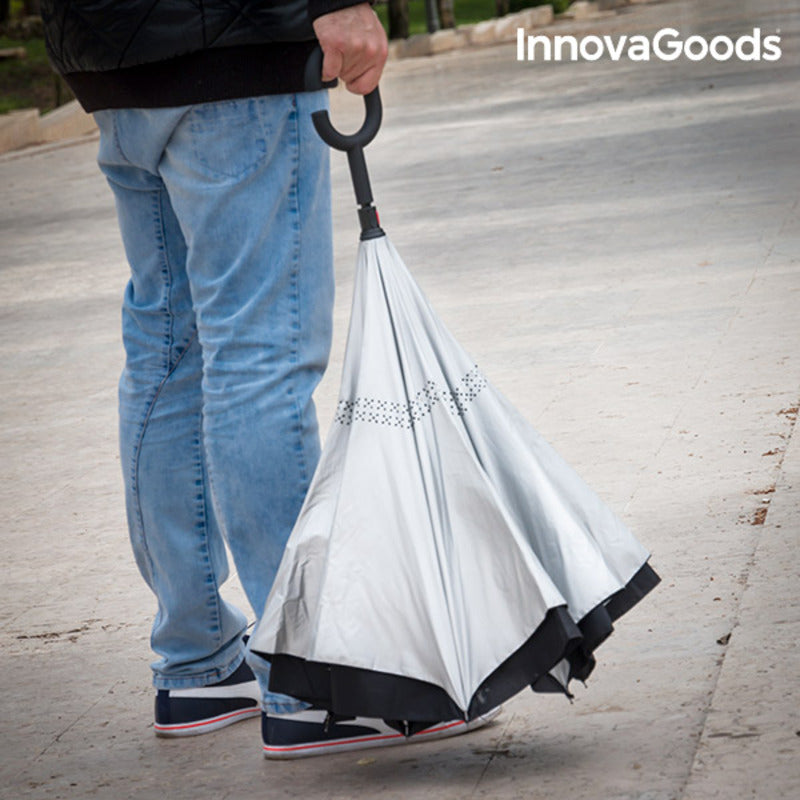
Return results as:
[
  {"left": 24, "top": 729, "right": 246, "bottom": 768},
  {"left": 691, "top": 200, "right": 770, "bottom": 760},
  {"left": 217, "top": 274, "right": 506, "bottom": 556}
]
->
[{"left": 250, "top": 63, "right": 659, "bottom": 730}]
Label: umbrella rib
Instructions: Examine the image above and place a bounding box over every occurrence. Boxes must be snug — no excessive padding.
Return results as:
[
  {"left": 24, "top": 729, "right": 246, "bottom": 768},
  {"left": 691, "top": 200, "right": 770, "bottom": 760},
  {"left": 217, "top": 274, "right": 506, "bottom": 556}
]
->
[{"left": 372, "top": 243, "right": 470, "bottom": 708}]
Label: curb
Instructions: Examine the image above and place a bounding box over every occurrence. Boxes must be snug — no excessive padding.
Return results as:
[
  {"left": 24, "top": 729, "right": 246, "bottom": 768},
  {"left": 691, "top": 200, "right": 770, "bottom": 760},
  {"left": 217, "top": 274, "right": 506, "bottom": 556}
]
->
[
  {"left": 0, "top": 98, "right": 97, "bottom": 155},
  {"left": 0, "top": 0, "right": 646, "bottom": 155},
  {"left": 387, "top": 0, "right": 635, "bottom": 59}
]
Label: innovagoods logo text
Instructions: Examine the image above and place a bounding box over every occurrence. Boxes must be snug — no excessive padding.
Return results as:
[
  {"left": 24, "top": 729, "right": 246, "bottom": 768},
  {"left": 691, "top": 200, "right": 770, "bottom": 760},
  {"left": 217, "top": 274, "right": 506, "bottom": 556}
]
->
[{"left": 516, "top": 27, "right": 782, "bottom": 62}]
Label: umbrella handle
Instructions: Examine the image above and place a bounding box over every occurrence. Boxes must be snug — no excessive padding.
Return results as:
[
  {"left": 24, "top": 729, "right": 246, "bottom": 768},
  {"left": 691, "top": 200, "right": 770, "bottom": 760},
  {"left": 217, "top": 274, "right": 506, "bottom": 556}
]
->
[{"left": 305, "top": 45, "right": 385, "bottom": 240}]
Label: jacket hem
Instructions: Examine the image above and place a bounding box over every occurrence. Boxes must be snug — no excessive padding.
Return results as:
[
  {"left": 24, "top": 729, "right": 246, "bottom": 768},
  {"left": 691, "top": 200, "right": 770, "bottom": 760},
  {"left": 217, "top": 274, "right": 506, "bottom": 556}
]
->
[{"left": 65, "top": 41, "right": 320, "bottom": 112}]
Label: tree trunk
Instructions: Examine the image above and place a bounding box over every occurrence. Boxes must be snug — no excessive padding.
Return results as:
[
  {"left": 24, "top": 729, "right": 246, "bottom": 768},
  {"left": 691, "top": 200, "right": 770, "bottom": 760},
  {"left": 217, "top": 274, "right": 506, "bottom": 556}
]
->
[
  {"left": 24, "top": 0, "right": 41, "bottom": 15},
  {"left": 424, "top": 0, "right": 440, "bottom": 33},
  {"left": 0, "top": 0, "right": 11, "bottom": 25},
  {"left": 387, "top": 0, "right": 409, "bottom": 40},
  {"left": 437, "top": 0, "right": 455, "bottom": 29},
  {"left": 495, "top": 0, "right": 510, "bottom": 17}
]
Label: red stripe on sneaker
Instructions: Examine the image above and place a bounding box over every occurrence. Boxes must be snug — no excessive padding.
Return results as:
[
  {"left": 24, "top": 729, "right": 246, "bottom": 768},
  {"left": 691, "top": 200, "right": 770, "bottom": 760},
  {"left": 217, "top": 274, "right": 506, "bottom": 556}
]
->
[
  {"left": 264, "top": 731, "right": 403, "bottom": 754},
  {"left": 154, "top": 707, "right": 258, "bottom": 733},
  {"left": 420, "top": 721, "right": 465, "bottom": 734},
  {"left": 262, "top": 720, "right": 467, "bottom": 754}
]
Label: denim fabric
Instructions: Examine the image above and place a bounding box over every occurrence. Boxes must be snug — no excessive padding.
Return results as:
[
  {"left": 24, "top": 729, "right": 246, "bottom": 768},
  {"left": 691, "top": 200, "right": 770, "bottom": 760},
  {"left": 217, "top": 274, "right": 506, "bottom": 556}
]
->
[{"left": 95, "top": 92, "right": 333, "bottom": 713}]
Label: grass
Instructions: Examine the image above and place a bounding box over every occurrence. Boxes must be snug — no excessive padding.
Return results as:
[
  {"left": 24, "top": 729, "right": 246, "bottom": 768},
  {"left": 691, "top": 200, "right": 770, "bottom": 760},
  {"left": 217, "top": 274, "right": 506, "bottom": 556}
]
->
[
  {"left": 375, "top": 0, "right": 571, "bottom": 38},
  {"left": 0, "top": 36, "right": 74, "bottom": 114},
  {"left": 376, "top": 1, "right": 497, "bottom": 37}
]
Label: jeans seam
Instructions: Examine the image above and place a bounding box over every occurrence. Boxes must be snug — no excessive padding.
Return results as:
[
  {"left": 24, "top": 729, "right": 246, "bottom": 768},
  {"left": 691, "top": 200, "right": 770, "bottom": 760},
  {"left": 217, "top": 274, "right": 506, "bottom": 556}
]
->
[
  {"left": 153, "top": 190, "right": 176, "bottom": 369},
  {"left": 129, "top": 189, "right": 186, "bottom": 585},
  {"left": 192, "top": 412, "right": 224, "bottom": 649},
  {"left": 126, "top": 191, "right": 168, "bottom": 578},
  {"left": 111, "top": 114, "right": 123, "bottom": 163},
  {"left": 286, "top": 95, "right": 309, "bottom": 489}
]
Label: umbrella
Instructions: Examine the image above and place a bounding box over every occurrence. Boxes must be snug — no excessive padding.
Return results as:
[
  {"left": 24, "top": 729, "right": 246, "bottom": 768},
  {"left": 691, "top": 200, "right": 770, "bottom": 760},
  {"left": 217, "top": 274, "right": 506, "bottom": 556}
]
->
[{"left": 249, "top": 63, "right": 660, "bottom": 730}]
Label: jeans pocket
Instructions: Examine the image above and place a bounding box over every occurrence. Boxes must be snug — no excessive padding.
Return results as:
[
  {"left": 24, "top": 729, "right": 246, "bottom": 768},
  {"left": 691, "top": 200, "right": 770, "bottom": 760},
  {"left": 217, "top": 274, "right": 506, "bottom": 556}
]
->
[{"left": 187, "top": 97, "right": 276, "bottom": 180}]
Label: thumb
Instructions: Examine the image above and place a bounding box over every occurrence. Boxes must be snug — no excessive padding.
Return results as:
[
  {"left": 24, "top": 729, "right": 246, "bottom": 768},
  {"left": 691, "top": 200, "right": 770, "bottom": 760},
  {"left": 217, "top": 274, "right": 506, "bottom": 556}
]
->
[{"left": 321, "top": 47, "right": 343, "bottom": 82}]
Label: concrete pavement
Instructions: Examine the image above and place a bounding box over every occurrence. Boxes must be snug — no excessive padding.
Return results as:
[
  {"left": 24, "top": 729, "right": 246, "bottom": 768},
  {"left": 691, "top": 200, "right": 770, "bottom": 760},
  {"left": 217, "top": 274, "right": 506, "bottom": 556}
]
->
[{"left": 1, "top": 0, "right": 798, "bottom": 797}]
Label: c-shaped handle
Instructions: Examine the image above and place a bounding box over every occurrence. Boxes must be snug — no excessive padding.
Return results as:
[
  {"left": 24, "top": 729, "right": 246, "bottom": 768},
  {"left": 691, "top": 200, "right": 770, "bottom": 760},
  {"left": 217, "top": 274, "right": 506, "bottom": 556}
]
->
[
  {"left": 304, "top": 45, "right": 385, "bottom": 239},
  {"left": 304, "top": 45, "right": 383, "bottom": 152}
]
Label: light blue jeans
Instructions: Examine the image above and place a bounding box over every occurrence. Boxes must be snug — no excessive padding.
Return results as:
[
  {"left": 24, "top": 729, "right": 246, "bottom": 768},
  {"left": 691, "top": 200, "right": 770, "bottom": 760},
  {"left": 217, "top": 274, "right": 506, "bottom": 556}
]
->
[{"left": 95, "top": 92, "right": 333, "bottom": 713}]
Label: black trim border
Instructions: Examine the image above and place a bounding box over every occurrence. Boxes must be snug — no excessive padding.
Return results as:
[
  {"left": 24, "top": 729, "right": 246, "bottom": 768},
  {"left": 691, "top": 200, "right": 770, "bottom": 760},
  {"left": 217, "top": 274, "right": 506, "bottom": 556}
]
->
[
  {"left": 255, "top": 562, "right": 660, "bottom": 726},
  {"left": 64, "top": 41, "right": 318, "bottom": 113}
]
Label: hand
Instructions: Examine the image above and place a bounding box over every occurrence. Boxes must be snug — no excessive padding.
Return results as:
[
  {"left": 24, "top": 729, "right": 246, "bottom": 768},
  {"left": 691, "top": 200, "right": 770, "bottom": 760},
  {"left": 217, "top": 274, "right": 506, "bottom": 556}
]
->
[{"left": 312, "top": 4, "right": 389, "bottom": 95}]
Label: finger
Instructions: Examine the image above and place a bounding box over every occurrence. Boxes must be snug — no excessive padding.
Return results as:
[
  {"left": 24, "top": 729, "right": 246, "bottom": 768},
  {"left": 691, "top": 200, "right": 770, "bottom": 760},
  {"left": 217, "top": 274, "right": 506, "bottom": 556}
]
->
[
  {"left": 339, "top": 43, "right": 386, "bottom": 88},
  {"left": 345, "top": 64, "right": 383, "bottom": 96},
  {"left": 321, "top": 47, "right": 343, "bottom": 82}
]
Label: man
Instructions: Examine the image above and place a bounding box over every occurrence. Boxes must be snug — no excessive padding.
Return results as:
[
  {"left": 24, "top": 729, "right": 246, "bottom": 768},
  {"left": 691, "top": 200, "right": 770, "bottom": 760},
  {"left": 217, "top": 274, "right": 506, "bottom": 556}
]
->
[{"left": 40, "top": 0, "right": 495, "bottom": 757}]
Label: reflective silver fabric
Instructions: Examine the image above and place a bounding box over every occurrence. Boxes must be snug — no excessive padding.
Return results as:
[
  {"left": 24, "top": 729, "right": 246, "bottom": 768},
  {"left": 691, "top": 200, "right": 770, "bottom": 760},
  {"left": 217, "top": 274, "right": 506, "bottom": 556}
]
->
[{"left": 251, "top": 235, "right": 651, "bottom": 712}]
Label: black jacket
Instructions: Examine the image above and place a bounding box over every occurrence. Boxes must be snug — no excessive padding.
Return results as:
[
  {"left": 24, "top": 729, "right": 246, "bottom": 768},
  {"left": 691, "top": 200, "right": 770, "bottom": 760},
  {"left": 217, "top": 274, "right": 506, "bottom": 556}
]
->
[{"left": 41, "top": 0, "right": 366, "bottom": 112}]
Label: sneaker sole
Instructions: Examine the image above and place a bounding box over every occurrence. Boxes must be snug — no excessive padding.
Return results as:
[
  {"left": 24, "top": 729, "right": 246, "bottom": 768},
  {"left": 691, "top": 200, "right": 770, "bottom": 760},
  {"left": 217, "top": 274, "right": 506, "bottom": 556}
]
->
[
  {"left": 263, "top": 706, "right": 502, "bottom": 760},
  {"left": 155, "top": 706, "right": 261, "bottom": 737}
]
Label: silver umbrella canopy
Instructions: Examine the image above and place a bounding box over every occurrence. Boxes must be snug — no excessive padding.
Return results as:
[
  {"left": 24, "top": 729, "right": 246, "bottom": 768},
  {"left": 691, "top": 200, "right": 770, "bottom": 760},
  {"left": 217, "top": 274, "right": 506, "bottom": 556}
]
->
[{"left": 249, "top": 70, "right": 659, "bottom": 727}]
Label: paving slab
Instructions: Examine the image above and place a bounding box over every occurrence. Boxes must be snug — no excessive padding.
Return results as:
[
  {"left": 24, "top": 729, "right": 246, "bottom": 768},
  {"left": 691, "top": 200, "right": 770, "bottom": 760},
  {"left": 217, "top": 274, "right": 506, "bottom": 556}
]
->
[{"left": 1, "top": 1, "right": 798, "bottom": 798}]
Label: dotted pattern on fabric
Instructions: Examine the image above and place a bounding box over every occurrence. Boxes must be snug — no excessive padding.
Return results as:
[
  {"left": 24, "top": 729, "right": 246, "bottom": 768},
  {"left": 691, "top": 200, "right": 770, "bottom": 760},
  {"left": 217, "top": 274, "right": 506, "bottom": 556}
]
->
[{"left": 335, "top": 366, "right": 487, "bottom": 429}]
